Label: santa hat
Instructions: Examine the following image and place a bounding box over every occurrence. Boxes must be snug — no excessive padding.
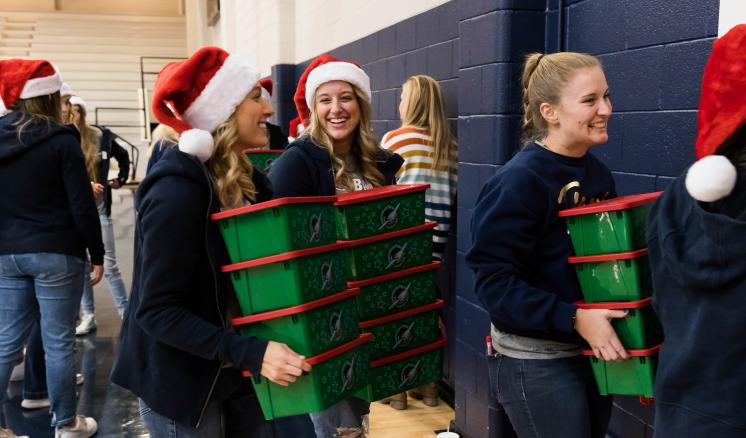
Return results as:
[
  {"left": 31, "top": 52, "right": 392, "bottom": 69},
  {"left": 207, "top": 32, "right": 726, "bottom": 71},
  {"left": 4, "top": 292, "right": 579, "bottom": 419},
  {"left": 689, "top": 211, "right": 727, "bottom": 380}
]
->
[
  {"left": 0, "top": 59, "right": 63, "bottom": 116},
  {"left": 69, "top": 95, "right": 86, "bottom": 112},
  {"left": 60, "top": 82, "right": 73, "bottom": 97},
  {"left": 288, "top": 115, "right": 304, "bottom": 139},
  {"left": 686, "top": 24, "right": 746, "bottom": 202},
  {"left": 293, "top": 54, "right": 370, "bottom": 125},
  {"left": 151, "top": 46, "right": 260, "bottom": 163}
]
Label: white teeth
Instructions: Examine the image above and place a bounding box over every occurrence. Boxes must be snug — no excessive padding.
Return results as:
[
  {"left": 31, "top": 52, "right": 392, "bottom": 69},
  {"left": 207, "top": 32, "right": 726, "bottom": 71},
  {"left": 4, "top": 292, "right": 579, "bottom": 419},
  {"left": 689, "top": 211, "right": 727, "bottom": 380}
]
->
[
  {"left": 330, "top": 118, "right": 347, "bottom": 123},
  {"left": 589, "top": 122, "right": 606, "bottom": 128}
]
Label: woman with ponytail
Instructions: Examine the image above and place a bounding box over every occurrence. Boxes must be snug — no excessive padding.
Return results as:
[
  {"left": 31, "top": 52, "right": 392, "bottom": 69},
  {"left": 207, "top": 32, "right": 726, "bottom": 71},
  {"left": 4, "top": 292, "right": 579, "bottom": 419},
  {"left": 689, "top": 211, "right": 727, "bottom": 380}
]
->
[
  {"left": 466, "top": 52, "right": 622, "bottom": 438},
  {"left": 111, "top": 47, "right": 310, "bottom": 437}
]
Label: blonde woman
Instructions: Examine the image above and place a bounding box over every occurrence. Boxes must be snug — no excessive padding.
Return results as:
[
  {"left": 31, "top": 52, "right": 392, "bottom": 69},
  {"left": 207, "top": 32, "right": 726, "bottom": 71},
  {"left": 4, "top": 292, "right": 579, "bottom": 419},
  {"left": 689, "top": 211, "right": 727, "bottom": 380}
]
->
[
  {"left": 379, "top": 75, "right": 458, "bottom": 410},
  {"left": 268, "top": 54, "right": 403, "bottom": 438},
  {"left": 110, "top": 47, "right": 311, "bottom": 437},
  {"left": 146, "top": 123, "right": 179, "bottom": 174}
]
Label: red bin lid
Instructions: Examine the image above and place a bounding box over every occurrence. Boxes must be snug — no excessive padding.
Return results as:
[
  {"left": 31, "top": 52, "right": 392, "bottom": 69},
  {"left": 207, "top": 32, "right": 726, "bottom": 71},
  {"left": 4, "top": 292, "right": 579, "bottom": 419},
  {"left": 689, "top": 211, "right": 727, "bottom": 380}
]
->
[
  {"left": 567, "top": 248, "right": 648, "bottom": 264},
  {"left": 575, "top": 296, "right": 652, "bottom": 310},
  {"left": 558, "top": 192, "right": 662, "bottom": 217},
  {"left": 243, "top": 149, "right": 285, "bottom": 154},
  {"left": 359, "top": 299, "right": 444, "bottom": 329},
  {"left": 222, "top": 241, "right": 349, "bottom": 273},
  {"left": 334, "top": 184, "right": 430, "bottom": 206},
  {"left": 211, "top": 195, "right": 337, "bottom": 221},
  {"left": 347, "top": 261, "right": 441, "bottom": 288},
  {"left": 231, "top": 288, "right": 359, "bottom": 327},
  {"left": 582, "top": 343, "right": 662, "bottom": 357},
  {"left": 370, "top": 336, "right": 448, "bottom": 368},
  {"left": 341, "top": 221, "right": 437, "bottom": 247}
]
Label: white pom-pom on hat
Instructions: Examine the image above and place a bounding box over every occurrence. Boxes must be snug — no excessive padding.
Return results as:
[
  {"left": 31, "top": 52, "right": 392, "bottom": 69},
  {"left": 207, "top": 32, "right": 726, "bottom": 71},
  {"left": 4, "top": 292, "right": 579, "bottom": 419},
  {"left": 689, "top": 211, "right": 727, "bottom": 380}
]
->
[
  {"left": 178, "top": 129, "right": 214, "bottom": 163},
  {"left": 685, "top": 155, "right": 737, "bottom": 202}
]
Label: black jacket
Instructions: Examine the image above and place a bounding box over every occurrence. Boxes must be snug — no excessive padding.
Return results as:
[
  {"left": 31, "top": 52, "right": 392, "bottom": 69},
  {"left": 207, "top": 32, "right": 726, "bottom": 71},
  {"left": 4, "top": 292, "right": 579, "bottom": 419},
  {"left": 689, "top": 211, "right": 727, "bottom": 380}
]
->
[
  {"left": 648, "top": 171, "right": 746, "bottom": 437},
  {"left": 0, "top": 112, "right": 104, "bottom": 264},
  {"left": 266, "top": 122, "right": 289, "bottom": 150},
  {"left": 95, "top": 126, "right": 129, "bottom": 217},
  {"left": 111, "top": 147, "right": 273, "bottom": 428},
  {"left": 267, "top": 136, "right": 404, "bottom": 197}
]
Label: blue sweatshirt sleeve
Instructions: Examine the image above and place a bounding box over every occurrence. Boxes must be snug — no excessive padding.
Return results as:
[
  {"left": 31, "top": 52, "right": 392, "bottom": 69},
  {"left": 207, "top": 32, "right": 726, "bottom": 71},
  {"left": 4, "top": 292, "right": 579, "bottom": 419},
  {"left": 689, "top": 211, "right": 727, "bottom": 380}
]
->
[
  {"left": 134, "top": 175, "right": 268, "bottom": 375},
  {"left": 466, "top": 169, "right": 577, "bottom": 335}
]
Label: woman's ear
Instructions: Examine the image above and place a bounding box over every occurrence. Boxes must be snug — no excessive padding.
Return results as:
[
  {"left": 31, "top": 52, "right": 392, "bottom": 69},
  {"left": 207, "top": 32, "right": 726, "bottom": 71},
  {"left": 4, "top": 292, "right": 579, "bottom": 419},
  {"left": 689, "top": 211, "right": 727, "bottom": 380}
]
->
[{"left": 540, "top": 102, "right": 559, "bottom": 126}]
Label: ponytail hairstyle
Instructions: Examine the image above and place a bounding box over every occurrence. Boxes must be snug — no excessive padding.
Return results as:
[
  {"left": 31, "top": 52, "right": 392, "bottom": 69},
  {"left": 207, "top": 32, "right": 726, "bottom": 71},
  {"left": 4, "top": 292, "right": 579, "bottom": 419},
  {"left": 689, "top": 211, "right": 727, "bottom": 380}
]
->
[
  {"left": 400, "top": 75, "right": 457, "bottom": 171},
  {"left": 71, "top": 103, "right": 101, "bottom": 183},
  {"left": 521, "top": 52, "right": 601, "bottom": 144},
  {"left": 306, "top": 82, "right": 386, "bottom": 192},
  {"left": 205, "top": 112, "right": 257, "bottom": 208}
]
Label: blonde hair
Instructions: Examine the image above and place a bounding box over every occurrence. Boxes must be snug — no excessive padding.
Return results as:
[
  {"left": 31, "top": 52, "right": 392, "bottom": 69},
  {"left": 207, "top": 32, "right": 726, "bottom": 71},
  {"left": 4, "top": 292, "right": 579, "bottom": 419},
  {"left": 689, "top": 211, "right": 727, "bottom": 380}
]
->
[
  {"left": 147, "top": 123, "right": 180, "bottom": 161},
  {"left": 521, "top": 52, "right": 601, "bottom": 144},
  {"left": 205, "top": 113, "right": 257, "bottom": 208},
  {"left": 12, "top": 92, "right": 61, "bottom": 144},
  {"left": 72, "top": 103, "right": 100, "bottom": 183},
  {"left": 306, "top": 82, "right": 385, "bottom": 192},
  {"left": 400, "top": 75, "right": 457, "bottom": 170}
]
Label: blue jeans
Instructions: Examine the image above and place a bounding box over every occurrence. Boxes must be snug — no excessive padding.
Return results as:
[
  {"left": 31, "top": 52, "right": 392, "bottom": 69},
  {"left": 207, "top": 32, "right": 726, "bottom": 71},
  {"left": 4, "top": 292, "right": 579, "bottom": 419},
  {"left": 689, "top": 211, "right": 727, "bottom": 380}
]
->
[
  {"left": 0, "top": 253, "right": 85, "bottom": 427},
  {"left": 489, "top": 354, "right": 612, "bottom": 438},
  {"left": 80, "top": 214, "right": 128, "bottom": 317},
  {"left": 310, "top": 397, "right": 369, "bottom": 438},
  {"left": 22, "top": 320, "right": 47, "bottom": 400}
]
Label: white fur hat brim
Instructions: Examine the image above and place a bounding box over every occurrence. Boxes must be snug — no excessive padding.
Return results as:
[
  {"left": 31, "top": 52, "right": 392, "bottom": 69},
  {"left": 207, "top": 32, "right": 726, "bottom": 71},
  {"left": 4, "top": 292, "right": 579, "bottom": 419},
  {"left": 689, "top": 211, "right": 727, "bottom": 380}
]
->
[
  {"left": 685, "top": 155, "right": 737, "bottom": 202},
  {"left": 305, "top": 62, "right": 371, "bottom": 105}
]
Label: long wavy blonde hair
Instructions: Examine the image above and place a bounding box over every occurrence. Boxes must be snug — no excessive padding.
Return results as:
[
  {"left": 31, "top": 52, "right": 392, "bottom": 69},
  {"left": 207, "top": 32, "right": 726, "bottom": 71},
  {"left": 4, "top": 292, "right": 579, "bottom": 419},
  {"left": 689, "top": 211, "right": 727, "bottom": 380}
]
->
[
  {"left": 305, "top": 83, "right": 385, "bottom": 192},
  {"left": 71, "top": 103, "right": 100, "bottom": 183},
  {"left": 400, "top": 75, "right": 457, "bottom": 171},
  {"left": 205, "top": 113, "right": 257, "bottom": 208}
]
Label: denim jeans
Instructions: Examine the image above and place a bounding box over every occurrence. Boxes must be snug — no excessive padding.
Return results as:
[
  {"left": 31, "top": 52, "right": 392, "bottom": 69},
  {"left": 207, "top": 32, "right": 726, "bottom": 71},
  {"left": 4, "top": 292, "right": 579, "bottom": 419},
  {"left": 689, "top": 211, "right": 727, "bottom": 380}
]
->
[
  {"left": 489, "top": 354, "right": 612, "bottom": 438},
  {"left": 22, "top": 320, "right": 47, "bottom": 400},
  {"left": 0, "top": 253, "right": 85, "bottom": 427},
  {"left": 310, "top": 397, "right": 369, "bottom": 438},
  {"left": 80, "top": 214, "right": 128, "bottom": 317}
]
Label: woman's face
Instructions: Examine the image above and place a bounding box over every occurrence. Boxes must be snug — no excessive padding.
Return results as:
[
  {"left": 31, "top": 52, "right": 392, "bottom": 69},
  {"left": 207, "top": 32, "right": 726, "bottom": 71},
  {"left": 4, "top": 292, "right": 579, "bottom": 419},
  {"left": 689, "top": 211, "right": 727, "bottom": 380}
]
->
[
  {"left": 61, "top": 96, "right": 71, "bottom": 123},
  {"left": 234, "top": 84, "right": 274, "bottom": 151},
  {"left": 398, "top": 86, "right": 408, "bottom": 122},
  {"left": 70, "top": 104, "right": 82, "bottom": 126},
  {"left": 314, "top": 81, "right": 361, "bottom": 150},
  {"left": 548, "top": 66, "right": 612, "bottom": 149}
]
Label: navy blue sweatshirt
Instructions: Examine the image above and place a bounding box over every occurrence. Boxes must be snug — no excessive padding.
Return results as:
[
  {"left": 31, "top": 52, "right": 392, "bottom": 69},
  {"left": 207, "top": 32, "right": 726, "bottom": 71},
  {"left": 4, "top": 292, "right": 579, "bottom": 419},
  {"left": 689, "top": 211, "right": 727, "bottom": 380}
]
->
[
  {"left": 111, "top": 147, "right": 273, "bottom": 428},
  {"left": 648, "top": 171, "right": 746, "bottom": 437},
  {"left": 0, "top": 112, "right": 104, "bottom": 265},
  {"left": 466, "top": 143, "right": 616, "bottom": 344}
]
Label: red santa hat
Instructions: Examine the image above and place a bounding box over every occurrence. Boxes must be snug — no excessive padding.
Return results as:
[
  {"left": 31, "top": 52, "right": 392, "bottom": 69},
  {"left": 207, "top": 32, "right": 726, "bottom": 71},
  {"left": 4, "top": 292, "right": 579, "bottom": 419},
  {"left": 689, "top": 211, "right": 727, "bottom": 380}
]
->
[
  {"left": 151, "top": 46, "right": 260, "bottom": 162},
  {"left": 0, "top": 59, "right": 63, "bottom": 116},
  {"left": 288, "top": 115, "right": 304, "bottom": 139},
  {"left": 686, "top": 24, "right": 746, "bottom": 202},
  {"left": 293, "top": 54, "right": 370, "bottom": 126},
  {"left": 259, "top": 78, "right": 273, "bottom": 103}
]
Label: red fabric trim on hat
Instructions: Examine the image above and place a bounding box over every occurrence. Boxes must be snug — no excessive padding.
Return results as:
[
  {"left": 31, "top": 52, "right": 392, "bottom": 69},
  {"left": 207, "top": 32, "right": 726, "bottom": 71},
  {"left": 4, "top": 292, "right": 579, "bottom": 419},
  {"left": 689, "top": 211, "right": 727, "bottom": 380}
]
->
[
  {"left": 293, "top": 54, "right": 341, "bottom": 125},
  {"left": 259, "top": 78, "right": 273, "bottom": 96},
  {"left": 0, "top": 59, "right": 59, "bottom": 112}
]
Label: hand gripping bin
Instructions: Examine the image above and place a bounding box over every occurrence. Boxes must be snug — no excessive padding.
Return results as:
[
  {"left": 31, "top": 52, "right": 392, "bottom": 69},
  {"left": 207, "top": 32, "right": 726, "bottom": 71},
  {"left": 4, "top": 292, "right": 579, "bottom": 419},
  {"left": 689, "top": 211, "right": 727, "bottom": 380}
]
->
[
  {"left": 244, "top": 149, "right": 284, "bottom": 172},
  {"left": 358, "top": 300, "right": 444, "bottom": 360},
  {"left": 222, "top": 242, "right": 348, "bottom": 316},
  {"left": 334, "top": 184, "right": 429, "bottom": 240},
  {"left": 212, "top": 195, "right": 337, "bottom": 263},
  {"left": 355, "top": 337, "right": 447, "bottom": 402},
  {"left": 243, "top": 333, "right": 372, "bottom": 420},
  {"left": 231, "top": 288, "right": 361, "bottom": 358},
  {"left": 347, "top": 261, "right": 440, "bottom": 321},
  {"left": 558, "top": 192, "right": 662, "bottom": 256},
  {"left": 568, "top": 249, "right": 653, "bottom": 303},
  {"left": 342, "top": 222, "right": 437, "bottom": 281},
  {"left": 576, "top": 297, "right": 662, "bottom": 349},
  {"left": 582, "top": 344, "right": 661, "bottom": 397}
]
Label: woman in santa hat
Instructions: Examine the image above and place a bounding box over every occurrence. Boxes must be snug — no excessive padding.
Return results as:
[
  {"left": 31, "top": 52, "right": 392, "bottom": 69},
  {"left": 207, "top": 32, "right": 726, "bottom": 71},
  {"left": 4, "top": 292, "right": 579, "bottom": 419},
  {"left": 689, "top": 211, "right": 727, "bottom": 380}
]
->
[
  {"left": 110, "top": 46, "right": 311, "bottom": 437},
  {"left": 647, "top": 24, "right": 746, "bottom": 438},
  {"left": 0, "top": 59, "right": 102, "bottom": 438},
  {"left": 268, "top": 54, "right": 403, "bottom": 437}
]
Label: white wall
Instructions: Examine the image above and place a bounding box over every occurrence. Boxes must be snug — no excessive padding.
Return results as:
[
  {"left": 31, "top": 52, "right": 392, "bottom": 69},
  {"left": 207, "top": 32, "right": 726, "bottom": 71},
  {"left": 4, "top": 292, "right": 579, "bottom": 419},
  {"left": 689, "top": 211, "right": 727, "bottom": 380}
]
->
[
  {"left": 718, "top": 0, "right": 746, "bottom": 36},
  {"left": 185, "top": 0, "right": 448, "bottom": 75}
]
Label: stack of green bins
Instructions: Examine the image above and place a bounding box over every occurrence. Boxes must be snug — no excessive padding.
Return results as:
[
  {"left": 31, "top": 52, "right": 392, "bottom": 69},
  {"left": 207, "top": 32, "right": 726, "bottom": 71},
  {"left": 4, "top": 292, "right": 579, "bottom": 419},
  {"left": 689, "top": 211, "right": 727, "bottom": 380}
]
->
[
  {"left": 334, "top": 184, "right": 447, "bottom": 402},
  {"left": 559, "top": 192, "right": 663, "bottom": 398},
  {"left": 213, "top": 196, "right": 368, "bottom": 419},
  {"left": 244, "top": 149, "right": 284, "bottom": 173}
]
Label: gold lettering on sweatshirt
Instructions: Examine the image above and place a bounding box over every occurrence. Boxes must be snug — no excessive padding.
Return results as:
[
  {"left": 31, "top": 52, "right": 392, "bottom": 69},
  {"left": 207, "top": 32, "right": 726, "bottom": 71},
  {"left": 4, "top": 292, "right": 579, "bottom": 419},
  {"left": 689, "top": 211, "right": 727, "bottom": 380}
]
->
[{"left": 557, "top": 180, "right": 610, "bottom": 207}]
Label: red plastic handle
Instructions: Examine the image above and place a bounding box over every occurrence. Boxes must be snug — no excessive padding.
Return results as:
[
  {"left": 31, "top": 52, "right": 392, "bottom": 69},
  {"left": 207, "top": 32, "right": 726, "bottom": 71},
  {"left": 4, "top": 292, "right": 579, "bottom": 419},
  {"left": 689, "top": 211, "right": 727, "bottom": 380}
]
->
[
  {"left": 575, "top": 296, "right": 652, "bottom": 310},
  {"left": 359, "top": 299, "right": 444, "bottom": 329},
  {"left": 581, "top": 343, "right": 662, "bottom": 357},
  {"left": 231, "top": 288, "right": 359, "bottom": 327}
]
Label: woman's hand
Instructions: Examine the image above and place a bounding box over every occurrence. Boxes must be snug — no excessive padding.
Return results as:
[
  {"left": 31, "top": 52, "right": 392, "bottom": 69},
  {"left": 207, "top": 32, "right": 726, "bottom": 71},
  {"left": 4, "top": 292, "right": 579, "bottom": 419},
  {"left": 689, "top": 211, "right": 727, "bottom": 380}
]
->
[
  {"left": 260, "top": 341, "right": 312, "bottom": 386},
  {"left": 574, "top": 308, "right": 629, "bottom": 361},
  {"left": 108, "top": 178, "right": 122, "bottom": 189},
  {"left": 91, "top": 182, "right": 104, "bottom": 200},
  {"left": 90, "top": 264, "right": 104, "bottom": 285}
]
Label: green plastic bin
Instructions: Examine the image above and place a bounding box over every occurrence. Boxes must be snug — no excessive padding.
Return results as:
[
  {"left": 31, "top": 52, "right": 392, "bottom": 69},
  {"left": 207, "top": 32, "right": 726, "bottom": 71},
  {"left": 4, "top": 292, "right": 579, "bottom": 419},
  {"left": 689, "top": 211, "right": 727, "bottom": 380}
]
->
[
  {"left": 343, "top": 222, "right": 436, "bottom": 281},
  {"left": 559, "top": 192, "right": 662, "bottom": 256},
  {"left": 348, "top": 261, "right": 440, "bottom": 321},
  {"left": 246, "top": 333, "right": 372, "bottom": 420},
  {"left": 356, "top": 337, "right": 446, "bottom": 402},
  {"left": 577, "top": 297, "right": 662, "bottom": 349},
  {"left": 232, "top": 288, "right": 361, "bottom": 358},
  {"left": 245, "top": 149, "right": 284, "bottom": 172},
  {"left": 212, "top": 195, "right": 337, "bottom": 263},
  {"left": 334, "top": 184, "right": 429, "bottom": 240},
  {"left": 359, "top": 299, "right": 443, "bottom": 360},
  {"left": 583, "top": 344, "right": 660, "bottom": 397},
  {"left": 568, "top": 248, "right": 652, "bottom": 303},
  {"left": 222, "top": 242, "right": 349, "bottom": 316}
]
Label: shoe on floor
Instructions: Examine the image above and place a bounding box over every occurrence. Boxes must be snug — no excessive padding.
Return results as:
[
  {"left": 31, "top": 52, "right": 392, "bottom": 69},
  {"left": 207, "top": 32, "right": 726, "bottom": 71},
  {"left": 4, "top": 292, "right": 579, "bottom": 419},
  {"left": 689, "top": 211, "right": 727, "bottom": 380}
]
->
[
  {"left": 55, "top": 415, "right": 97, "bottom": 438},
  {"left": 10, "top": 361, "right": 24, "bottom": 382},
  {"left": 21, "top": 398, "right": 49, "bottom": 410},
  {"left": 0, "top": 428, "right": 29, "bottom": 438},
  {"left": 76, "top": 373, "right": 84, "bottom": 385},
  {"left": 75, "top": 314, "right": 97, "bottom": 336}
]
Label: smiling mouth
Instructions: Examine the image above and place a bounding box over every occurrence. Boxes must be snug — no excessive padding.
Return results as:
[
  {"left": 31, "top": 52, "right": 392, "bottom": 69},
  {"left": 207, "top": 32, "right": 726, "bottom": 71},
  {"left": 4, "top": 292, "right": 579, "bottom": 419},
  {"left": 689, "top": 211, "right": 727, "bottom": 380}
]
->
[
  {"left": 588, "top": 121, "right": 607, "bottom": 129},
  {"left": 328, "top": 118, "right": 348, "bottom": 126}
]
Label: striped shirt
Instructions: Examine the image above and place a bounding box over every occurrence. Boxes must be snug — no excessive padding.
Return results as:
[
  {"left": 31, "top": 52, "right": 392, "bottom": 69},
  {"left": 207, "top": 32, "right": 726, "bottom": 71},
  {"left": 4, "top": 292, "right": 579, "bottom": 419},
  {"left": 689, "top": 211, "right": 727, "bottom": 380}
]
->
[{"left": 382, "top": 126, "right": 458, "bottom": 260}]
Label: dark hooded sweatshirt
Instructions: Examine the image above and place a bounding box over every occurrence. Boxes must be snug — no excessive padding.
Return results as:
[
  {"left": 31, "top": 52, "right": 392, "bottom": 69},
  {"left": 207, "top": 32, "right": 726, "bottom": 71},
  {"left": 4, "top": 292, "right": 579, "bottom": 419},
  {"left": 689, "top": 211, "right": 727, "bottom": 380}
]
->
[
  {"left": 111, "top": 147, "right": 273, "bottom": 428},
  {"left": 647, "top": 171, "right": 746, "bottom": 437},
  {"left": 0, "top": 112, "right": 104, "bottom": 264}
]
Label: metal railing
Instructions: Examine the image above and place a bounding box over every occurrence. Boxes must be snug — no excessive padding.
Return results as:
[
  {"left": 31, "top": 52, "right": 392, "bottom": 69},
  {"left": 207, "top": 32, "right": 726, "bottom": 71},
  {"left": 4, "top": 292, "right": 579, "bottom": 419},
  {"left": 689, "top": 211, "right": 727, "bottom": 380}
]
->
[{"left": 139, "top": 56, "right": 186, "bottom": 140}]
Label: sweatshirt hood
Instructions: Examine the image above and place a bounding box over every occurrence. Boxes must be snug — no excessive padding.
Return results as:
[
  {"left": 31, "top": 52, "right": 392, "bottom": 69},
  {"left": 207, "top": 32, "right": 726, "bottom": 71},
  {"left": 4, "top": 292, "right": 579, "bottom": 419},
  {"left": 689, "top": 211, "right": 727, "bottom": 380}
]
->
[
  {"left": 648, "top": 171, "right": 746, "bottom": 290},
  {"left": 0, "top": 111, "right": 79, "bottom": 161}
]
